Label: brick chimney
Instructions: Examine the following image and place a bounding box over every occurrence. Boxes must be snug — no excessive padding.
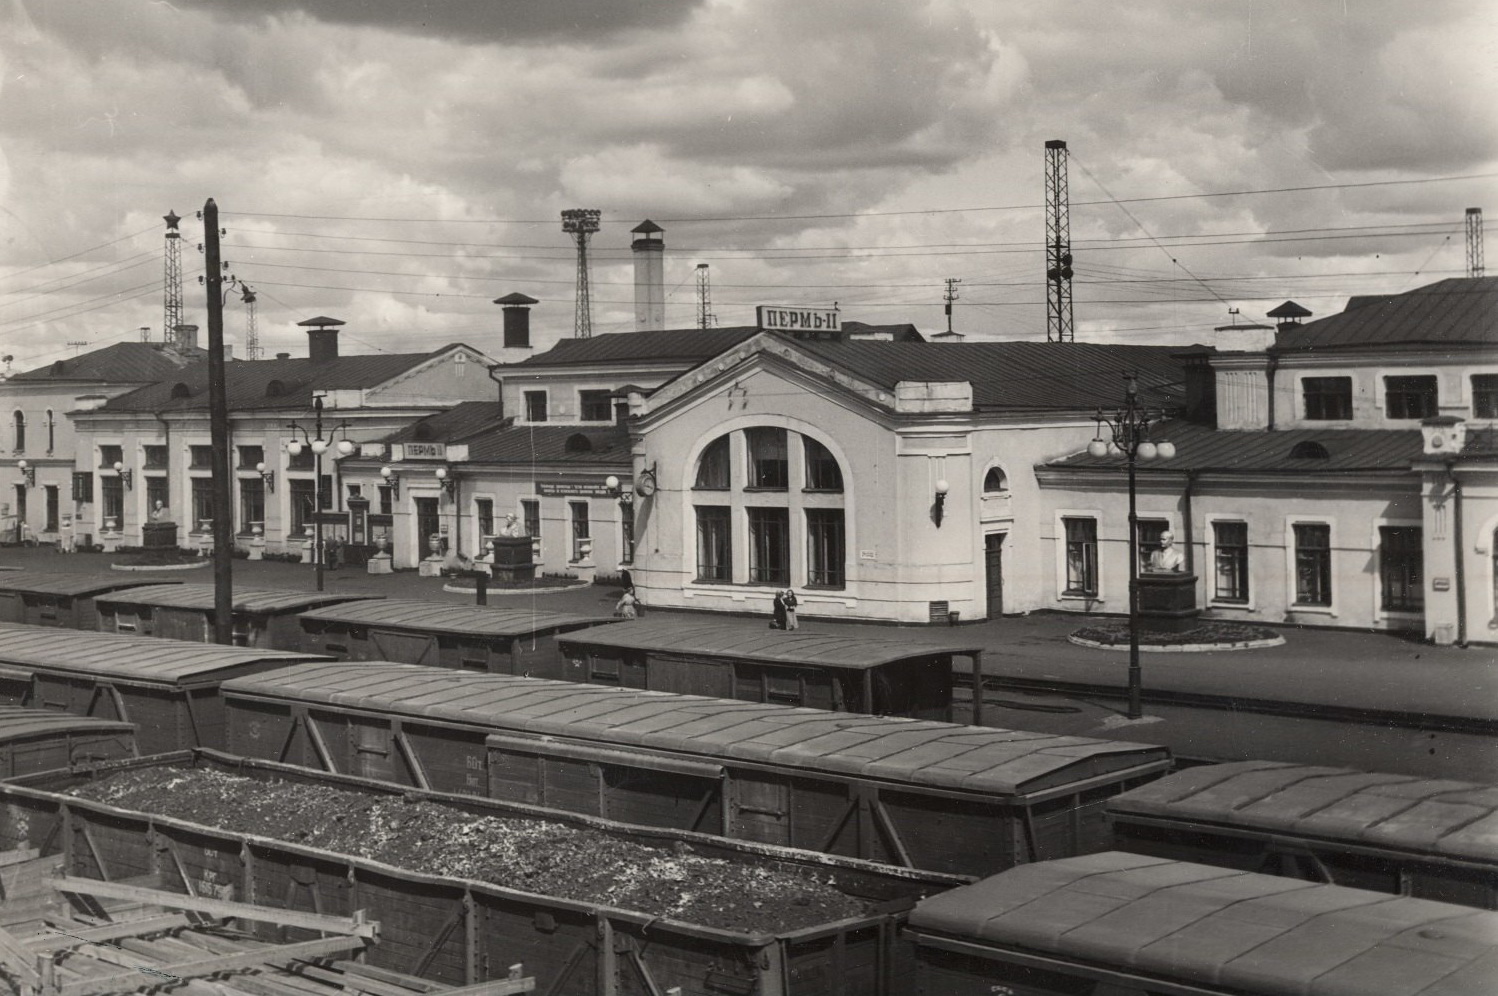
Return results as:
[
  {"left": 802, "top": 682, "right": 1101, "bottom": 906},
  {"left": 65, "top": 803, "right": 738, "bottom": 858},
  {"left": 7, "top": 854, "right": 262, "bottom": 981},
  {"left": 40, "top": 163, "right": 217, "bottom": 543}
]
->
[
  {"left": 494, "top": 293, "right": 538, "bottom": 349},
  {"left": 297, "top": 316, "right": 345, "bottom": 362}
]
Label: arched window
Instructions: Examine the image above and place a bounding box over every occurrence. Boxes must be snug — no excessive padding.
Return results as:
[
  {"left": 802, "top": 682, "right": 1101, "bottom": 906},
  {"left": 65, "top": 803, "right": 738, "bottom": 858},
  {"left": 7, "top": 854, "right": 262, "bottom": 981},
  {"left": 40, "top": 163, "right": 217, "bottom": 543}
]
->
[
  {"left": 265, "top": 380, "right": 286, "bottom": 397},
  {"left": 1289, "top": 441, "right": 1330, "bottom": 460},
  {"left": 170, "top": 383, "right": 192, "bottom": 399},
  {"left": 695, "top": 435, "right": 730, "bottom": 490},
  {"left": 983, "top": 467, "right": 1009, "bottom": 493},
  {"left": 691, "top": 427, "right": 847, "bottom": 590},
  {"left": 11, "top": 411, "right": 23, "bottom": 453}
]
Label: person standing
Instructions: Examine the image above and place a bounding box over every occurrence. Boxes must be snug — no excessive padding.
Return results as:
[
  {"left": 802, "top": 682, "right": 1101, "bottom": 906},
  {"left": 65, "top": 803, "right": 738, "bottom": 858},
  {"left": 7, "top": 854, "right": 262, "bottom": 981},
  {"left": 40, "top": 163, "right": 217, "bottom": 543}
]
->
[
  {"left": 770, "top": 590, "right": 788, "bottom": 629},
  {"left": 782, "top": 589, "right": 799, "bottom": 631},
  {"left": 615, "top": 586, "right": 639, "bottom": 619}
]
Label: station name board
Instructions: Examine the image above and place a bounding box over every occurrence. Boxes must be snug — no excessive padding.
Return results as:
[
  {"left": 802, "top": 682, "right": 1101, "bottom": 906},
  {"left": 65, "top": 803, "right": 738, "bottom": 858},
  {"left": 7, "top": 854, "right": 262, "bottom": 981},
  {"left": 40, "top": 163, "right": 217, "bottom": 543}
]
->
[
  {"left": 403, "top": 442, "right": 445, "bottom": 460},
  {"left": 756, "top": 306, "right": 840, "bottom": 333}
]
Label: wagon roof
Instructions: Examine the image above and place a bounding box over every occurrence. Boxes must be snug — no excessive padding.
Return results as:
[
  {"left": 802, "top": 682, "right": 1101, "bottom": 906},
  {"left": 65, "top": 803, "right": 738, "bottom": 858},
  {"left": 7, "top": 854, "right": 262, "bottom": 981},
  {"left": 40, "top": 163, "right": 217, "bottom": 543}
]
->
[
  {"left": 0, "top": 705, "right": 133, "bottom": 741},
  {"left": 556, "top": 620, "right": 983, "bottom": 669},
  {"left": 223, "top": 661, "right": 1170, "bottom": 797},
  {"left": 907, "top": 852, "right": 1498, "bottom": 996},
  {"left": 93, "top": 583, "right": 382, "bottom": 614},
  {"left": 299, "top": 599, "right": 618, "bottom": 636},
  {"left": 0, "top": 571, "right": 179, "bottom": 597},
  {"left": 0, "top": 624, "right": 325, "bottom": 684},
  {"left": 1107, "top": 760, "right": 1498, "bottom": 864}
]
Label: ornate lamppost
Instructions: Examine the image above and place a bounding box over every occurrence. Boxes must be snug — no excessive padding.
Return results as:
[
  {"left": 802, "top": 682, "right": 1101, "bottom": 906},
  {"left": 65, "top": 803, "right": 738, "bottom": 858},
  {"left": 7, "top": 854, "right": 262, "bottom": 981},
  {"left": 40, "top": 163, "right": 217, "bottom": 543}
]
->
[
  {"left": 286, "top": 396, "right": 354, "bottom": 591},
  {"left": 1088, "top": 373, "right": 1176, "bottom": 720}
]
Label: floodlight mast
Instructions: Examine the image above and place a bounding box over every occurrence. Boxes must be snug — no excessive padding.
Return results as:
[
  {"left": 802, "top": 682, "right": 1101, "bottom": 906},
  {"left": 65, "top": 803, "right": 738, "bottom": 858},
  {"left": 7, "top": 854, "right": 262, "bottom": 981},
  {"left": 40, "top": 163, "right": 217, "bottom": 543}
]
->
[{"left": 561, "top": 208, "right": 602, "bottom": 338}]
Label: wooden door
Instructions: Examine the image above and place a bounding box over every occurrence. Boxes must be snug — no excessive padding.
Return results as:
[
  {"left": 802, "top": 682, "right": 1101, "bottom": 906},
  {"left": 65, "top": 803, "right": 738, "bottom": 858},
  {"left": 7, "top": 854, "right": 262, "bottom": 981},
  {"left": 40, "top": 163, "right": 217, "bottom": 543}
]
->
[{"left": 985, "top": 532, "right": 1005, "bottom": 617}]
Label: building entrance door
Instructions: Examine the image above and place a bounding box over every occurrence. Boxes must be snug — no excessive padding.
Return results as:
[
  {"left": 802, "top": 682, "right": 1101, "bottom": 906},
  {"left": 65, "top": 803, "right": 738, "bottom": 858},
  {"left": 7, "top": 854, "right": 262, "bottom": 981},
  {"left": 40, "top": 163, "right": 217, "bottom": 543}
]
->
[
  {"left": 985, "top": 533, "right": 1004, "bottom": 617},
  {"left": 415, "top": 497, "right": 442, "bottom": 557}
]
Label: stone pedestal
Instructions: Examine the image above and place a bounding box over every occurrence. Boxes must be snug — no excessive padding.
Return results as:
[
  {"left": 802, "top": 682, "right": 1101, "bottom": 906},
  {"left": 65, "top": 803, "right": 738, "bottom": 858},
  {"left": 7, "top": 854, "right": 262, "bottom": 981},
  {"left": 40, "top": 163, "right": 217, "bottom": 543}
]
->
[
  {"left": 490, "top": 535, "right": 535, "bottom": 584},
  {"left": 367, "top": 552, "right": 394, "bottom": 575},
  {"left": 99, "top": 530, "right": 123, "bottom": 554},
  {"left": 142, "top": 521, "right": 177, "bottom": 549},
  {"left": 1137, "top": 573, "right": 1200, "bottom": 633},
  {"left": 247, "top": 527, "right": 265, "bottom": 561}
]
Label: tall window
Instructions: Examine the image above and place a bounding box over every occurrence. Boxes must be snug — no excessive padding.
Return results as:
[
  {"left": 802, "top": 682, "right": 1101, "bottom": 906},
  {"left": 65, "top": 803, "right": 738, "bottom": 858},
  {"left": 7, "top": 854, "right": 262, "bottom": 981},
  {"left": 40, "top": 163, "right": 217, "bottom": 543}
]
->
[
  {"left": 1379, "top": 526, "right": 1423, "bottom": 612},
  {"left": 143, "top": 446, "right": 168, "bottom": 470},
  {"left": 1063, "top": 517, "right": 1097, "bottom": 596},
  {"left": 1136, "top": 518, "right": 1169, "bottom": 573},
  {"left": 524, "top": 391, "right": 547, "bottom": 422},
  {"left": 695, "top": 506, "right": 731, "bottom": 582},
  {"left": 191, "top": 478, "right": 215, "bottom": 528},
  {"left": 695, "top": 435, "right": 730, "bottom": 489},
  {"left": 45, "top": 411, "right": 54, "bottom": 453},
  {"left": 1302, "top": 377, "right": 1353, "bottom": 420},
  {"left": 803, "top": 438, "right": 843, "bottom": 491},
  {"left": 748, "top": 507, "right": 790, "bottom": 584},
  {"left": 579, "top": 390, "right": 612, "bottom": 422},
  {"left": 100, "top": 476, "right": 123, "bottom": 523},
  {"left": 145, "top": 477, "right": 169, "bottom": 516},
  {"left": 239, "top": 478, "right": 265, "bottom": 532},
  {"left": 11, "top": 411, "right": 23, "bottom": 453},
  {"left": 288, "top": 447, "right": 314, "bottom": 471},
  {"left": 1385, "top": 376, "right": 1438, "bottom": 419},
  {"left": 99, "top": 444, "right": 122, "bottom": 468},
  {"left": 620, "top": 500, "right": 636, "bottom": 564},
  {"left": 289, "top": 479, "right": 315, "bottom": 535},
  {"left": 569, "top": 500, "right": 590, "bottom": 562},
  {"left": 378, "top": 484, "right": 393, "bottom": 515},
  {"left": 1293, "top": 523, "right": 1332, "bottom": 606},
  {"left": 475, "top": 498, "right": 494, "bottom": 540},
  {"left": 521, "top": 499, "right": 541, "bottom": 542},
  {"left": 806, "top": 509, "right": 845, "bottom": 588},
  {"left": 44, "top": 485, "right": 58, "bottom": 532},
  {"left": 1213, "top": 521, "right": 1249, "bottom": 603},
  {"left": 318, "top": 474, "right": 333, "bottom": 510},
  {"left": 1473, "top": 374, "right": 1498, "bottom": 419},
  {"left": 746, "top": 428, "right": 788, "bottom": 489}
]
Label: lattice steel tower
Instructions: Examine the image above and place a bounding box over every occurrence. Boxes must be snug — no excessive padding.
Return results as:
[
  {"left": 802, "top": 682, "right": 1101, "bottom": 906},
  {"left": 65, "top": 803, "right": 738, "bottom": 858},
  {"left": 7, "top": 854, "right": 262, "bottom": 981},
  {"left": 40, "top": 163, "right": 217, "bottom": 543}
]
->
[
  {"left": 240, "top": 284, "right": 262, "bottom": 360},
  {"left": 695, "top": 263, "right": 716, "bottom": 329},
  {"left": 561, "top": 209, "right": 602, "bottom": 338},
  {"left": 1044, "top": 140, "right": 1075, "bottom": 342},
  {"left": 1467, "top": 207, "right": 1485, "bottom": 278},
  {"left": 163, "top": 210, "right": 185, "bottom": 347}
]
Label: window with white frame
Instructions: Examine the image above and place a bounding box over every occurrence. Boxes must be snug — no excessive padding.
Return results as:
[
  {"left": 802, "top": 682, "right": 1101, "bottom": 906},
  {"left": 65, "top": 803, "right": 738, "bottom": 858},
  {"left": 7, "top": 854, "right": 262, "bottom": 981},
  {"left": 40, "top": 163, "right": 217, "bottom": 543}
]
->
[
  {"left": 579, "top": 390, "right": 612, "bottom": 422},
  {"left": 695, "top": 506, "right": 731, "bottom": 582},
  {"left": 1473, "top": 374, "right": 1498, "bottom": 419},
  {"left": 748, "top": 507, "right": 790, "bottom": 584},
  {"left": 1384, "top": 376, "right": 1438, "bottom": 420},
  {"left": 1212, "top": 521, "right": 1249, "bottom": 603},
  {"left": 806, "top": 509, "right": 845, "bottom": 588},
  {"left": 45, "top": 410, "right": 54, "bottom": 453},
  {"left": 1302, "top": 377, "right": 1353, "bottom": 421},
  {"left": 569, "top": 501, "right": 590, "bottom": 561},
  {"left": 746, "top": 427, "right": 788, "bottom": 490},
  {"left": 1136, "top": 518, "right": 1170, "bottom": 574},
  {"left": 521, "top": 499, "right": 540, "bottom": 542},
  {"left": 1063, "top": 517, "right": 1098, "bottom": 596},
  {"left": 803, "top": 437, "right": 843, "bottom": 491},
  {"left": 1293, "top": 522, "right": 1332, "bottom": 606},
  {"left": 524, "top": 391, "right": 547, "bottom": 422},
  {"left": 619, "top": 500, "right": 635, "bottom": 564},
  {"left": 239, "top": 478, "right": 265, "bottom": 533},
  {"left": 11, "top": 411, "right": 23, "bottom": 454},
  {"left": 475, "top": 498, "right": 494, "bottom": 541},
  {"left": 694, "top": 435, "right": 730, "bottom": 490},
  {"left": 1379, "top": 526, "right": 1423, "bottom": 612}
]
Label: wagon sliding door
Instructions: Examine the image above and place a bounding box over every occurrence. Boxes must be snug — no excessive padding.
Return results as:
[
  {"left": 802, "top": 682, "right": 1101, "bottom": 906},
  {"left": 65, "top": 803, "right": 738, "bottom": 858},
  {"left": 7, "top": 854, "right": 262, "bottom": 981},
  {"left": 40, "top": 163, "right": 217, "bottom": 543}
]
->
[{"left": 487, "top": 735, "right": 724, "bottom": 833}]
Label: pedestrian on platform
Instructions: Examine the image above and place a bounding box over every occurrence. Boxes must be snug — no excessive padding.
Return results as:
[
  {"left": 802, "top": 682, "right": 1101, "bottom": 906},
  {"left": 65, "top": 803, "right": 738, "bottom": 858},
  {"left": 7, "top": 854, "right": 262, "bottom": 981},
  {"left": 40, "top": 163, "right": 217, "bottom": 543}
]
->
[
  {"left": 615, "top": 587, "right": 639, "bottom": 620},
  {"left": 782, "top": 589, "right": 799, "bottom": 631}
]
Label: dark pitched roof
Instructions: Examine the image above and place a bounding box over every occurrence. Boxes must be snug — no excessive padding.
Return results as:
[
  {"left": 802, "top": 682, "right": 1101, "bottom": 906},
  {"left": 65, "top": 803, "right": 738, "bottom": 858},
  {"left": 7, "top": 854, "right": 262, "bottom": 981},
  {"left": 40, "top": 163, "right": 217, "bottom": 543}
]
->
[
  {"left": 508, "top": 327, "right": 762, "bottom": 367},
  {"left": 1049, "top": 421, "right": 1424, "bottom": 473},
  {"left": 1275, "top": 277, "right": 1497, "bottom": 351},
  {"left": 1266, "top": 300, "right": 1312, "bottom": 319},
  {"left": 464, "top": 423, "right": 631, "bottom": 465},
  {"left": 794, "top": 341, "right": 1189, "bottom": 411},
  {"left": 11, "top": 342, "right": 201, "bottom": 384},
  {"left": 386, "top": 401, "right": 505, "bottom": 444},
  {"left": 93, "top": 350, "right": 441, "bottom": 413}
]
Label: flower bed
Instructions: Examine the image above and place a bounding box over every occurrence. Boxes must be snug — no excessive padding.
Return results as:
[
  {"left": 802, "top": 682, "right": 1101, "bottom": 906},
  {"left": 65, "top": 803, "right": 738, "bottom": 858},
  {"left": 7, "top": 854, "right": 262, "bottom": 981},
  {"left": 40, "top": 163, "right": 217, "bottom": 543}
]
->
[
  {"left": 68, "top": 767, "right": 868, "bottom": 933},
  {"left": 1071, "top": 620, "right": 1283, "bottom": 650}
]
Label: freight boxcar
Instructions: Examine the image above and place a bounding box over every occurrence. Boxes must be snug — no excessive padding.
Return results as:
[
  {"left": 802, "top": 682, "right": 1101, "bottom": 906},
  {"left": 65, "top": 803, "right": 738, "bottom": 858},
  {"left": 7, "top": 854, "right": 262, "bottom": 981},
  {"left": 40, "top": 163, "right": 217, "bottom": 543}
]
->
[
  {"left": 296, "top": 598, "right": 617, "bottom": 675},
  {"left": 0, "top": 623, "right": 328, "bottom": 753},
  {"left": 904, "top": 851, "right": 1498, "bottom": 996},
  {"left": 555, "top": 620, "right": 979, "bottom": 723},
  {"left": 221, "top": 661, "right": 1172, "bottom": 877},
  {"left": 1, "top": 750, "right": 968, "bottom": 996},
  {"left": 0, "top": 571, "right": 171, "bottom": 630},
  {"left": 1108, "top": 759, "right": 1498, "bottom": 909},
  {"left": 92, "top": 583, "right": 379, "bottom": 646},
  {"left": 0, "top": 706, "right": 135, "bottom": 777}
]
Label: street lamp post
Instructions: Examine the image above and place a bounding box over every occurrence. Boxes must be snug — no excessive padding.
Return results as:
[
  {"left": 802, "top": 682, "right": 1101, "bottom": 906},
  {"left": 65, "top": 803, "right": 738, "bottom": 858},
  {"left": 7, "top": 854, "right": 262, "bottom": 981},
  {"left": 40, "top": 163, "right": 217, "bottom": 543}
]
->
[
  {"left": 286, "top": 396, "right": 354, "bottom": 591},
  {"left": 1088, "top": 373, "right": 1176, "bottom": 720}
]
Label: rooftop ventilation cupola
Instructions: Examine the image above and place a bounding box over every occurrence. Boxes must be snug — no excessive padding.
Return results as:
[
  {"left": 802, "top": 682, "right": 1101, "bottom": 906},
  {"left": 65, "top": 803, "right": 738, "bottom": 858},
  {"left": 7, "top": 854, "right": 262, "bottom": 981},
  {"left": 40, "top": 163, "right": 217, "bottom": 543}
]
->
[{"left": 297, "top": 315, "right": 345, "bottom": 362}]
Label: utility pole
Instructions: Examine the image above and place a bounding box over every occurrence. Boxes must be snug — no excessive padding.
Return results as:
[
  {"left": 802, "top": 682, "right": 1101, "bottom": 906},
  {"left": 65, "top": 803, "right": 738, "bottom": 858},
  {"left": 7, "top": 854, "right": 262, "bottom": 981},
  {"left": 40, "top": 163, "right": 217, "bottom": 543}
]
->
[
  {"left": 200, "top": 199, "right": 233, "bottom": 645},
  {"left": 1467, "top": 208, "right": 1485, "bottom": 278},
  {"left": 943, "top": 277, "right": 961, "bottom": 335},
  {"left": 1044, "top": 140, "right": 1075, "bottom": 342}
]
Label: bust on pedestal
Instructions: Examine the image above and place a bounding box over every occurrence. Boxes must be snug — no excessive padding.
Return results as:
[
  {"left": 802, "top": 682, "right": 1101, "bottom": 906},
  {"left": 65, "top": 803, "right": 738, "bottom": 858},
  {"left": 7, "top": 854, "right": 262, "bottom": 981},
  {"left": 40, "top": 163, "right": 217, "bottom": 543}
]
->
[
  {"left": 490, "top": 513, "right": 536, "bottom": 584},
  {"left": 1137, "top": 531, "right": 1199, "bottom": 633},
  {"left": 142, "top": 502, "right": 177, "bottom": 550}
]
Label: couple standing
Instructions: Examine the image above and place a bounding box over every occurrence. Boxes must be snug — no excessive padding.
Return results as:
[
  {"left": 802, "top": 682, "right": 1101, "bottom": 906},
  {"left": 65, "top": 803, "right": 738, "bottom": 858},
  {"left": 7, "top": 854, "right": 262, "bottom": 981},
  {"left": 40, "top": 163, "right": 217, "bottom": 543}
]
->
[{"left": 770, "top": 589, "right": 799, "bottom": 630}]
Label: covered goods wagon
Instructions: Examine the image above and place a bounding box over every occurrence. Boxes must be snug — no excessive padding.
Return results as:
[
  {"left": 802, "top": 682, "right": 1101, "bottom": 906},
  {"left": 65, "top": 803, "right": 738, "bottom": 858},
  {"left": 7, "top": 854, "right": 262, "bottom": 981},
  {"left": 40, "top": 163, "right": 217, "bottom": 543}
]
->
[
  {"left": 0, "top": 706, "right": 135, "bottom": 777},
  {"left": 1107, "top": 759, "right": 1498, "bottom": 909},
  {"left": 0, "top": 623, "right": 328, "bottom": 753},
  {"left": 296, "top": 599, "right": 617, "bottom": 675},
  {"left": 903, "top": 851, "right": 1498, "bottom": 996},
  {"left": 92, "top": 583, "right": 379, "bottom": 646},
  {"left": 555, "top": 620, "right": 979, "bottom": 722},
  {"left": 0, "top": 571, "right": 172, "bottom": 630},
  {"left": 0, "top": 750, "right": 970, "bottom": 996},
  {"left": 221, "top": 661, "right": 1172, "bottom": 877}
]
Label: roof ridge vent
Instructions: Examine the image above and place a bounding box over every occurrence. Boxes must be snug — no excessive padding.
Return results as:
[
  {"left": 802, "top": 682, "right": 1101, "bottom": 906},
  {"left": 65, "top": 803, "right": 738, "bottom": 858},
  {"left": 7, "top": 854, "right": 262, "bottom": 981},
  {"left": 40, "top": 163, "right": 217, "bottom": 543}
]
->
[{"left": 1288, "top": 440, "right": 1330, "bottom": 460}]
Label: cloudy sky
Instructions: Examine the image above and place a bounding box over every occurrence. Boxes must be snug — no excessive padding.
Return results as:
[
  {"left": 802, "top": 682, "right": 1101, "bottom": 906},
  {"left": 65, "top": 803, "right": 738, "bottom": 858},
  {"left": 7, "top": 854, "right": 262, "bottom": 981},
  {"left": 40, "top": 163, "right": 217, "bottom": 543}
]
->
[{"left": 0, "top": 0, "right": 1494, "bottom": 369}]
